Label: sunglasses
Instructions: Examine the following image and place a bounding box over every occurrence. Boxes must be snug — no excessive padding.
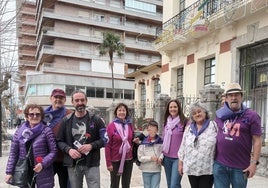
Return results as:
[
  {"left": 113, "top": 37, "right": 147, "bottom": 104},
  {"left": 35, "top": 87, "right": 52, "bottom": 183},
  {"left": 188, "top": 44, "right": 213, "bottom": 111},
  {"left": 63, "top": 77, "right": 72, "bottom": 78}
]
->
[{"left": 28, "top": 113, "right": 41, "bottom": 118}]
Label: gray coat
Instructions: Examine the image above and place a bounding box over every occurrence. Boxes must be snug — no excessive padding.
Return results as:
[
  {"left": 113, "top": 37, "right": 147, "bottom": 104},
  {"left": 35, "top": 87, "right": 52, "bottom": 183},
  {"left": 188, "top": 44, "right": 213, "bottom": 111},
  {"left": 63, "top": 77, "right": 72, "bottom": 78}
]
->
[{"left": 6, "top": 122, "right": 57, "bottom": 188}]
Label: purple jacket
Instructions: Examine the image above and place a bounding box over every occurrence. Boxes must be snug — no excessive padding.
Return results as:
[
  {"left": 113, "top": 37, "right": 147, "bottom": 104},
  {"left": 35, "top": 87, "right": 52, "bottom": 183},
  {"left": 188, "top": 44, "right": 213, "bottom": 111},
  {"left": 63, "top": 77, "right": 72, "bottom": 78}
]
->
[{"left": 6, "top": 122, "right": 57, "bottom": 188}]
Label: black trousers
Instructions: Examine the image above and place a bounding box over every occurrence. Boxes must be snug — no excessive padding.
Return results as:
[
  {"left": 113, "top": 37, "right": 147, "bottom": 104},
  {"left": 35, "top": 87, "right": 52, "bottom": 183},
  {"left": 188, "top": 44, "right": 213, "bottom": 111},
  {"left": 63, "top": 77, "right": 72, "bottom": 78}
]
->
[
  {"left": 188, "top": 174, "right": 214, "bottom": 188},
  {"left": 110, "top": 160, "right": 133, "bottom": 188},
  {"left": 53, "top": 162, "right": 69, "bottom": 188}
]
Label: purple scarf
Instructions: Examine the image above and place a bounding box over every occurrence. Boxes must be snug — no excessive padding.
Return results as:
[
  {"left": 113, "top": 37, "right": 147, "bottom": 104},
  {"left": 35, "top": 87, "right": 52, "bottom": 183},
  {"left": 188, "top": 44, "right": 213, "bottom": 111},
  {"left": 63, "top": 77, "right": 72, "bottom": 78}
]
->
[
  {"left": 162, "top": 116, "right": 180, "bottom": 153},
  {"left": 216, "top": 102, "right": 247, "bottom": 121},
  {"left": 114, "top": 121, "right": 131, "bottom": 175},
  {"left": 18, "top": 121, "right": 44, "bottom": 143},
  {"left": 190, "top": 119, "right": 210, "bottom": 137},
  {"left": 44, "top": 106, "right": 66, "bottom": 128}
]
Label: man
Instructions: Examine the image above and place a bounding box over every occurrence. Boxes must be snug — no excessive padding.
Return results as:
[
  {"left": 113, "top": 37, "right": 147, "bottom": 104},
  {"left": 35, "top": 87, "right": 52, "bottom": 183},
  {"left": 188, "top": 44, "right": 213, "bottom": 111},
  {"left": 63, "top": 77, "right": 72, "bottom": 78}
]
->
[
  {"left": 44, "top": 89, "right": 73, "bottom": 188},
  {"left": 213, "top": 83, "right": 262, "bottom": 188},
  {"left": 57, "top": 90, "right": 106, "bottom": 188}
]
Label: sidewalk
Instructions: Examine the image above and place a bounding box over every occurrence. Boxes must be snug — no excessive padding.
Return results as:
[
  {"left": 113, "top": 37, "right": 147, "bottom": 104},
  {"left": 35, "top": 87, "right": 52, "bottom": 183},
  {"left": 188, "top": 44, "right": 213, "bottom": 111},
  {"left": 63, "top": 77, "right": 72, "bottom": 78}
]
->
[{"left": 0, "top": 128, "right": 267, "bottom": 187}]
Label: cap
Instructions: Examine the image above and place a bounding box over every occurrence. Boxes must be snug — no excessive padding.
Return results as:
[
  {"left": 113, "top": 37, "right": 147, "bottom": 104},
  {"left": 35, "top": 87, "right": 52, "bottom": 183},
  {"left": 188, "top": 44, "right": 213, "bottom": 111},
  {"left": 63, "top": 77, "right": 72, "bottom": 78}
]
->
[
  {"left": 148, "top": 120, "right": 158, "bottom": 129},
  {"left": 225, "top": 83, "right": 244, "bottom": 95},
  {"left": 51, "top": 89, "right": 66, "bottom": 97}
]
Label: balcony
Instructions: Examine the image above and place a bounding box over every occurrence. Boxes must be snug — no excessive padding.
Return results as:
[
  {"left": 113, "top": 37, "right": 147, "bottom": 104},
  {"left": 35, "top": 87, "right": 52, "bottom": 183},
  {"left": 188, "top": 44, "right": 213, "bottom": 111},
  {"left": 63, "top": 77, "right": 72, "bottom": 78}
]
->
[
  {"left": 58, "top": 0, "right": 162, "bottom": 22},
  {"left": 154, "top": 0, "right": 268, "bottom": 51},
  {"left": 19, "top": 38, "right": 36, "bottom": 46},
  {"left": 36, "top": 45, "right": 159, "bottom": 70},
  {"left": 38, "top": 9, "right": 157, "bottom": 38},
  {"left": 36, "top": 27, "right": 157, "bottom": 56}
]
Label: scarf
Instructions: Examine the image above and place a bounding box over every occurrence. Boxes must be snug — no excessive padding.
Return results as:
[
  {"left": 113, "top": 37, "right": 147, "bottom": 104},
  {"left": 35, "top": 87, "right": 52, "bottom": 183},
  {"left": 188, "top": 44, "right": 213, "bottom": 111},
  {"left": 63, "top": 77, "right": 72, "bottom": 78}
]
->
[
  {"left": 216, "top": 102, "right": 247, "bottom": 121},
  {"left": 141, "top": 135, "right": 163, "bottom": 146},
  {"left": 114, "top": 117, "right": 132, "bottom": 175},
  {"left": 44, "top": 106, "right": 66, "bottom": 128},
  {"left": 190, "top": 119, "right": 210, "bottom": 137},
  {"left": 18, "top": 121, "right": 44, "bottom": 143},
  {"left": 162, "top": 116, "right": 180, "bottom": 153}
]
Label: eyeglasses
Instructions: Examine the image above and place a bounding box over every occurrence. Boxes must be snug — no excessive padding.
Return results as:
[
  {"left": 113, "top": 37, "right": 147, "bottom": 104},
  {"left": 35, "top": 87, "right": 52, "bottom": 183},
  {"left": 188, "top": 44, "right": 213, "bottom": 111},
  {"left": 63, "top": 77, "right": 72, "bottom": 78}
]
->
[{"left": 28, "top": 113, "right": 41, "bottom": 118}]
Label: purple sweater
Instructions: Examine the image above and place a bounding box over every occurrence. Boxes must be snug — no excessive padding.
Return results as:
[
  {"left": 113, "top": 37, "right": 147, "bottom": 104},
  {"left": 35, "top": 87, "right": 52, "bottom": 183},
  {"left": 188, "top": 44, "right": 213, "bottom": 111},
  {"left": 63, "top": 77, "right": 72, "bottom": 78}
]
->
[
  {"left": 6, "top": 123, "right": 57, "bottom": 188},
  {"left": 162, "top": 123, "right": 184, "bottom": 158}
]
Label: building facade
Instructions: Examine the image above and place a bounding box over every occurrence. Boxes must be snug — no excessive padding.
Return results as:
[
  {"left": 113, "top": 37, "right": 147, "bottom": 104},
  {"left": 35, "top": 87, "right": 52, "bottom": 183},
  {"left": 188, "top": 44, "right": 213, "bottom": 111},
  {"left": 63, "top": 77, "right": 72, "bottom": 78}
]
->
[
  {"left": 130, "top": 0, "right": 268, "bottom": 141},
  {"left": 16, "top": 0, "right": 163, "bottom": 122},
  {"left": 16, "top": 0, "right": 37, "bottom": 103}
]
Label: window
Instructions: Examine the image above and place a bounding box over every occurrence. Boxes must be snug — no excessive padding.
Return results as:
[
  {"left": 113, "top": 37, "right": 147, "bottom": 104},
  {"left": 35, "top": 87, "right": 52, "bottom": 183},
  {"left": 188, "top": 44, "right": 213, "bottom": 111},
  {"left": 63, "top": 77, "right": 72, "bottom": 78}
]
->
[
  {"left": 204, "top": 0, "right": 218, "bottom": 17},
  {"left": 125, "top": 0, "right": 156, "bottom": 14},
  {"left": 123, "top": 89, "right": 134, "bottom": 99},
  {"left": 106, "top": 88, "right": 113, "bottom": 98},
  {"left": 240, "top": 42, "right": 268, "bottom": 89},
  {"left": 37, "top": 84, "right": 52, "bottom": 95},
  {"left": 76, "top": 86, "right": 86, "bottom": 92},
  {"left": 154, "top": 79, "right": 161, "bottom": 99},
  {"left": 79, "top": 61, "right": 91, "bottom": 71},
  {"left": 256, "top": 65, "right": 268, "bottom": 87},
  {"left": 114, "top": 89, "right": 123, "bottom": 99},
  {"left": 96, "top": 88, "right": 104, "bottom": 98},
  {"left": 66, "top": 85, "right": 75, "bottom": 96},
  {"left": 204, "top": 58, "right": 215, "bottom": 85},
  {"left": 87, "top": 87, "right": 95, "bottom": 97},
  {"left": 177, "top": 67, "right": 184, "bottom": 97},
  {"left": 27, "top": 85, "right": 36, "bottom": 96}
]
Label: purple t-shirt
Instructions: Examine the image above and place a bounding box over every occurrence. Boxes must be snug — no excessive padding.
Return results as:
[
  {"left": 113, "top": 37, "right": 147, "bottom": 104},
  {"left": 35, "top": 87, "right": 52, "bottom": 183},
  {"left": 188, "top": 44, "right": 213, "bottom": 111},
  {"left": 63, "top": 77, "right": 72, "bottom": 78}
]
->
[
  {"left": 215, "top": 109, "right": 261, "bottom": 169},
  {"left": 162, "top": 123, "right": 184, "bottom": 158}
]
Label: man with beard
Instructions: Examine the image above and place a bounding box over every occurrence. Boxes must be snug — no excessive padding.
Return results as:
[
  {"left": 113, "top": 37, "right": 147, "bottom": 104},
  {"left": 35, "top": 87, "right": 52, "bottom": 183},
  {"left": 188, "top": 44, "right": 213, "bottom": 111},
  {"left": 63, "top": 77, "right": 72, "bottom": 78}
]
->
[
  {"left": 44, "top": 89, "right": 73, "bottom": 188},
  {"left": 57, "top": 90, "right": 107, "bottom": 188},
  {"left": 213, "top": 83, "right": 262, "bottom": 188}
]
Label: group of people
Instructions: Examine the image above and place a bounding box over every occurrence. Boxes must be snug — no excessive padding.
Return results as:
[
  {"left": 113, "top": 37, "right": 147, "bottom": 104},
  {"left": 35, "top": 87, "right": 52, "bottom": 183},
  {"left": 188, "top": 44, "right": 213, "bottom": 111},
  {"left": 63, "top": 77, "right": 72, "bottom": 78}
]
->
[
  {"left": 104, "top": 83, "right": 262, "bottom": 188},
  {"left": 4, "top": 82, "right": 262, "bottom": 188}
]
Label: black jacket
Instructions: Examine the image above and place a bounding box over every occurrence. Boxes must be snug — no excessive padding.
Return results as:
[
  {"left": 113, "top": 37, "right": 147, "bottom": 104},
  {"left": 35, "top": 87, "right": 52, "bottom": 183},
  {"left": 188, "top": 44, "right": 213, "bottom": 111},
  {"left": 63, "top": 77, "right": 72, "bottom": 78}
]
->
[{"left": 57, "top": 111, "right": 106, "bottom": 167}]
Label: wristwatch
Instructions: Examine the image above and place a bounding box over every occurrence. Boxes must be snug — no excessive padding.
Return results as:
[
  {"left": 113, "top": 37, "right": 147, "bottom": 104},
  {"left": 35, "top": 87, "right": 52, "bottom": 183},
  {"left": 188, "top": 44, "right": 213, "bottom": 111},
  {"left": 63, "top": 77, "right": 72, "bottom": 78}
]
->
[{"left": 251, "top": 160, "right": 260, "bottom": 165}]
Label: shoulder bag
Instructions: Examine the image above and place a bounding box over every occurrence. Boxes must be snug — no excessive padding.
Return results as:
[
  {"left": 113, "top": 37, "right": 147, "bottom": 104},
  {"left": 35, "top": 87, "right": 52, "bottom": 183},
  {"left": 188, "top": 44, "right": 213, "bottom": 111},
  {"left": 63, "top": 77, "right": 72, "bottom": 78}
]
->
[{"left": 9, "top": 145, "right": 32, "bottom": 187}]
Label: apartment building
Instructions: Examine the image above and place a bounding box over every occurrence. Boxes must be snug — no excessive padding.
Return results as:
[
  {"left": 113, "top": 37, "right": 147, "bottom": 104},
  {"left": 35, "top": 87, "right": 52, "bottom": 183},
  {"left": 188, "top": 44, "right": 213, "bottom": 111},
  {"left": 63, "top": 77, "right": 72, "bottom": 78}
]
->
[
  {"left": 16, "top": 0, "right": 162, "bottom": 121},
  {"left": 16, "top": 0, "right": 37, "bottom": 104},
  {"left": 129, "top": 0, "right": 268, "bottom": 140}
]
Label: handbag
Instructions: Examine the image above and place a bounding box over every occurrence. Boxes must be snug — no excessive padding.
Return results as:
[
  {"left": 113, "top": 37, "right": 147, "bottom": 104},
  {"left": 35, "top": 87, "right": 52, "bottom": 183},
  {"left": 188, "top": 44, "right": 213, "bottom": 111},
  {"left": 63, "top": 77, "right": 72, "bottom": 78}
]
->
[{"left": 10, "top": 145, "right": 32, "bottom": 187}]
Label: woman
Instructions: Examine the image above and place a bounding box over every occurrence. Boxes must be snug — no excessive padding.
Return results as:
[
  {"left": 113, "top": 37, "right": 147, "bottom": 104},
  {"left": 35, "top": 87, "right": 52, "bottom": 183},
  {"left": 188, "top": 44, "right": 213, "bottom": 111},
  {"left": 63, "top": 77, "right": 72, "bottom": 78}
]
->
[
  {"left": 105, "top": 103, "right": 134, "bottom": 188},
  {"left": 5, "top": 104, "right": 57, "bottom": 188},
  {"left": 138, "top": 120, "right": 163, "bottom": 188},
  {"left": 161, "top": 99, "right": 188, "bottom": 188},
  {"left": 178, "top": 101, "right": 217, "bottom": 188}
]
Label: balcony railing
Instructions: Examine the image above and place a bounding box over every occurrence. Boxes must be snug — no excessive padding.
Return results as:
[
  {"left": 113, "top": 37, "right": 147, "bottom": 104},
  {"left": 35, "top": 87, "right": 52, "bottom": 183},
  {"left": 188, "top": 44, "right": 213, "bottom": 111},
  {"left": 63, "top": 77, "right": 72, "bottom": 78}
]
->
[
  {"left": 36, "top": 45, "right": 159, "bottom": 68},
  {"left": 40, "top": 8, "right": 157, "bottom": 36},
  {"left": 154, "top": 0, "right": 268, "bottom": 50}
]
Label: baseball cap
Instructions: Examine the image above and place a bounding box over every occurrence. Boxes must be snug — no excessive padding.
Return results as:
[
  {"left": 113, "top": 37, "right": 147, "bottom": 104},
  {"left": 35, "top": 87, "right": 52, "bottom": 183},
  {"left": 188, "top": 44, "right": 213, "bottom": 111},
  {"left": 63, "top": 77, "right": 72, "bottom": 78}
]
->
[{"left": 51, "top": 89, "right": 66, "bottom": 98}]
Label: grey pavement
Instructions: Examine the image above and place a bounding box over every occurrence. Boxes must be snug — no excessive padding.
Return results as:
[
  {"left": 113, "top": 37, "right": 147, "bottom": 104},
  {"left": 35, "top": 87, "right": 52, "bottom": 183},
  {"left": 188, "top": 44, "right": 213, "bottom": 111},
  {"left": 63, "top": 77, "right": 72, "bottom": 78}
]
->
[{"left": 0, "top": 129, "right": 267, "bottom": 188}]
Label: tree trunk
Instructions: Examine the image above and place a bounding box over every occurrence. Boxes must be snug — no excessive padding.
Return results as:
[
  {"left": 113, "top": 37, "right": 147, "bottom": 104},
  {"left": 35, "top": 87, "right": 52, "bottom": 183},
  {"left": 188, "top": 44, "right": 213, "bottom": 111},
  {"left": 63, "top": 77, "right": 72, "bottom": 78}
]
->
[{"left": 110, "top": 60, "right": 115, "bottom": 102}]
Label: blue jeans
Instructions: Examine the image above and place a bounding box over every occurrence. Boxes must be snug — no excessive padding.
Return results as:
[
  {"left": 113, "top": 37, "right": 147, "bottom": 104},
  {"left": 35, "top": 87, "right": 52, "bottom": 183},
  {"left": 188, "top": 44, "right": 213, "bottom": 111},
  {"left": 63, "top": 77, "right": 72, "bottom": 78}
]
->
[
  {"left": 142, "top": 172, "right": 161, "bottom": 188},
  {"left": 68, "top": 165, "right": 100, "bottom": 188},
  {"left": 163, "top": 156, "right": 182, "bottom": 188},
  {"left": 213, "top": 161, "right": 247, "bottom": 188}
]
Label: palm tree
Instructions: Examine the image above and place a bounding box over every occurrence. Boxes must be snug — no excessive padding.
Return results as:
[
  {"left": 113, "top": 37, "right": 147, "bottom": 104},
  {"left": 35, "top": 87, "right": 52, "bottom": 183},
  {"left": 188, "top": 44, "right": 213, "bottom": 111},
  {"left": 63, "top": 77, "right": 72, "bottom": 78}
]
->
[{"left": 99, "top": 31, "right": 125, "bottom": 102}]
